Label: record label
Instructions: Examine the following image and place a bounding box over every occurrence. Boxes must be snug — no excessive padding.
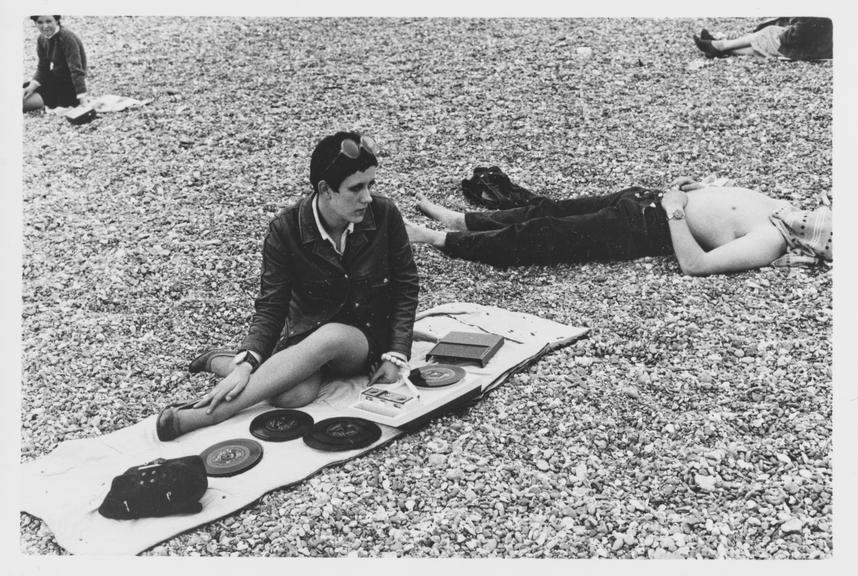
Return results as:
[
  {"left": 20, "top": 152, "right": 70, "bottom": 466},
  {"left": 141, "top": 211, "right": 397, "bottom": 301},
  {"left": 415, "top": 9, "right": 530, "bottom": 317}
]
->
[
  {"left": 410, "top": 364, "right": 466, "bottom": 388},
  {"left": 250, "top": 409, "right": 314, "bottom": 442},
  {"left": 303, "top": 417, "right": 382, "bottom": 452}
]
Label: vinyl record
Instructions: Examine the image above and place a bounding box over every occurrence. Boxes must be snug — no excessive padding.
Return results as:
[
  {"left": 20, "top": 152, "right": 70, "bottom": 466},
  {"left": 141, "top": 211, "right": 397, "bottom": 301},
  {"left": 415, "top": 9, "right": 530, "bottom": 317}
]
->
[
  {"left": 303, "top": 417, "right": 382, "bottom": 452},
  {"left": 250, "top": 409, "right": 314, "bottom": 442},
  {"left": 200, "top": 438, "right": 263, "bottom": 477},
  {"left": 410, "top": 364, "right": 466, "bottom": 388}
]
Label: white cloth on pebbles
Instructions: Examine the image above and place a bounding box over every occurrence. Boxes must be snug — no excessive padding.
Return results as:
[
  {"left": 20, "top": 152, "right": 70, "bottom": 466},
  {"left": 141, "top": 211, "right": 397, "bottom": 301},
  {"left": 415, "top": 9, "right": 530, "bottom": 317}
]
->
[{"left": 20, "top": 302, "right": 587, "bottom": 555}]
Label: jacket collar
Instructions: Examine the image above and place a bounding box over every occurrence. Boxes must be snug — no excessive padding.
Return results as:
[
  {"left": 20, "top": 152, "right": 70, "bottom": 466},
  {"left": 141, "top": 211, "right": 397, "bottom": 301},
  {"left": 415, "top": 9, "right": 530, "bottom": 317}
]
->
[{"left": 298, "top": 193, "right": 377, "bottom": 246}]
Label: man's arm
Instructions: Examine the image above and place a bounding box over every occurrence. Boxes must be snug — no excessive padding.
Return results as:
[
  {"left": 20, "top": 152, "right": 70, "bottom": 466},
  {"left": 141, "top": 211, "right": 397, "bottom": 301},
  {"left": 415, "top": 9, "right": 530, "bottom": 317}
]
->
[{"left": 661, "top": 189, "right": 787, "bottom": 276}]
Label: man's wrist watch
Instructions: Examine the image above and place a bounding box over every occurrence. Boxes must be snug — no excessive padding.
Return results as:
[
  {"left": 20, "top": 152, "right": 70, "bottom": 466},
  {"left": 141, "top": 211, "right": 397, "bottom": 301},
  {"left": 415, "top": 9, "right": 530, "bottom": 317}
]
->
[
  {"left": 233, "top": 350, "right": 260, "bottom": 373},
  {"left": 667, "top": 207, "right": 685, "bottom": 221}
]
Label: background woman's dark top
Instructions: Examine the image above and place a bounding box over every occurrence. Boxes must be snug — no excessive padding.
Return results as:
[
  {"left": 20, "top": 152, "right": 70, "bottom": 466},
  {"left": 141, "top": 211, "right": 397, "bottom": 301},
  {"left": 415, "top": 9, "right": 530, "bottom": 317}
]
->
[{"left": 31, "top": 26, "right": 88, "bottom": 107}]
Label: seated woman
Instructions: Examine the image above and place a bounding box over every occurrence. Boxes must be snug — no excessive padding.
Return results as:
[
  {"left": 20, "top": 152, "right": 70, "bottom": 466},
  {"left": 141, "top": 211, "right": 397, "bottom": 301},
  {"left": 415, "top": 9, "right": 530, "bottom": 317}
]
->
[
  {"left": 23, "top": 15, "right": 89, "bottom": 112},
  {"left": 693, "top": 17, "right": 832, "bottom": 61},
  {"left": 156, "top": 132, "right": 420, "bottom": 441}
]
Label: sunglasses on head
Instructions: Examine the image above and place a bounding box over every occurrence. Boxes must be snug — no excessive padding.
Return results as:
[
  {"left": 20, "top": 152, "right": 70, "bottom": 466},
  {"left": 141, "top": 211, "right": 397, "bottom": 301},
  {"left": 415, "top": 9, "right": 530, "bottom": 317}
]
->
[{"left": 323, "top": 135, "right": 378, "bottom": 175}]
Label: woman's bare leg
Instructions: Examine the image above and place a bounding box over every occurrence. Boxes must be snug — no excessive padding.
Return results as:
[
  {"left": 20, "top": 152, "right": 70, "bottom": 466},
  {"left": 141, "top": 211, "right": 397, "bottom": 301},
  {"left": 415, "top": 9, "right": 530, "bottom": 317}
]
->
[
  {"left": 209, "top": 356, "right": 237, "bottom": 377},
  {"left": 725, "top": 47, "right": 760, "bottom": 56},
  {"left": 175, "top": 323, "right": 369, "bottom": 434},
  {"left": 712, "top": 33, "right": 756, "bottom": 51}
]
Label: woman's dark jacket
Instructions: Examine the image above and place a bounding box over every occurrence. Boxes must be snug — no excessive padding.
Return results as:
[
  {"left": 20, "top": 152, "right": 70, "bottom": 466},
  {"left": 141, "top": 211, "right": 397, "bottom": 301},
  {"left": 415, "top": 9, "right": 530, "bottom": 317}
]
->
[
  {"left": 33, "top": 27, "right": 88, "bottom": 95},
  {"left": 240, "top": 193, "right": 419, "bottom": 360}
]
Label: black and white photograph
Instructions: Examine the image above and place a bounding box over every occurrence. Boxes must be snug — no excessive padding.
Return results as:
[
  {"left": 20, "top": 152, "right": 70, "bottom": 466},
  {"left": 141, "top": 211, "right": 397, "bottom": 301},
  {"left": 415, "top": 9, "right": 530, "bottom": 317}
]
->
[{"left": 4, "top": 0, "right": 855, "bottom": 571}]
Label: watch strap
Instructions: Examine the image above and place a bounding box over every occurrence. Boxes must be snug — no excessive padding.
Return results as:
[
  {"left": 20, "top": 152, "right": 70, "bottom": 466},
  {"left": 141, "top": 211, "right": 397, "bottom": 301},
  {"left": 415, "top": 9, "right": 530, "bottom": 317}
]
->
[{"left": 234, "top": 350, "right": 260, "bottom": 373}]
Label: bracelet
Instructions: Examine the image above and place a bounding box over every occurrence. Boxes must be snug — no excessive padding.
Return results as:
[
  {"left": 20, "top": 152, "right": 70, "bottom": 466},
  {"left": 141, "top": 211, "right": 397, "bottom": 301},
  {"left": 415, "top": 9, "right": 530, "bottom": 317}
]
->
[{"left": 380, "top": 352, "right": 409, "bottom": 369}]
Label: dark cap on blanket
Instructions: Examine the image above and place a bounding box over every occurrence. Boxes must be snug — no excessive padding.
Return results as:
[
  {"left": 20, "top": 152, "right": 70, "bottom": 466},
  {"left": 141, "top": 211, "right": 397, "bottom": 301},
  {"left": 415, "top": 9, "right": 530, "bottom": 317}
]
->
[{"left": 98, "top": 456, "right": 208, "bottom": 520}]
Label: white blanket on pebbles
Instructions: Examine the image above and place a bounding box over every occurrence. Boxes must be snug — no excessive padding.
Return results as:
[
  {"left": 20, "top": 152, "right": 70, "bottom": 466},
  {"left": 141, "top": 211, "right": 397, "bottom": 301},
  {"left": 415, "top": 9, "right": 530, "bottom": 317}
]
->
[
  {"left": 19, "top": 303, "right": 588, "bottom": 555},
  {"left": 46, "top": 94, "right": 151, "bottom": 117}
]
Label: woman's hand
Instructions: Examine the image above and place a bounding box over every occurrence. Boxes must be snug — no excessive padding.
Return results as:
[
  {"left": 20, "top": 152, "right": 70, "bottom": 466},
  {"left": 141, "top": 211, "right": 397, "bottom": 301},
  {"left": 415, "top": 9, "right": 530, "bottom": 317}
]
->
[
  {"left": 77, "top": 94, "right": 90, "bottom": 107},
  {"left": 22, "top": 83, "right": 37, "bottom": 100},
  {"left": 195, "top": 363, "right": 253, "bottom": 414},
  {"left": 369, "top": 360, "right": 400, "bottom": 385}
]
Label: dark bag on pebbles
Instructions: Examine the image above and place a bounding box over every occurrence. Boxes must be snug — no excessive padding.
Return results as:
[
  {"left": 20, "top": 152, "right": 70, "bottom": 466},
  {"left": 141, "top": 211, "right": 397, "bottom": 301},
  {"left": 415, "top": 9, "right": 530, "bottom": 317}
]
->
[
  {"left": 98, "top": 456, "right": 208, "bottom": 520},
  {"left": 461, "top": 166, "right": 538, "bottom": 210}
]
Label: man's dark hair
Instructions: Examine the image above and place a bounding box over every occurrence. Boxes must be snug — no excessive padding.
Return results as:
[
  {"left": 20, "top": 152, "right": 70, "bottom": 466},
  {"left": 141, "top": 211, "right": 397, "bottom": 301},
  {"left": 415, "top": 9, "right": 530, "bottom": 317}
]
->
[
  {"left": 309, "top": 131, "right": 378, "bottom": 194},
  {"left": 30, "top": 15, "right": 62, "bottom": 23}
]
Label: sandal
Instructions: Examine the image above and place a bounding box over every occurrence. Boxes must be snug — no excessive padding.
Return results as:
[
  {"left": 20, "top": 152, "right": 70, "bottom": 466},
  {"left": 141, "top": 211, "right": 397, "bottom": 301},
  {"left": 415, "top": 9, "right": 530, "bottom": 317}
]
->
[{"left": 188, "top": 348, "right": 237, "bottom": 374}]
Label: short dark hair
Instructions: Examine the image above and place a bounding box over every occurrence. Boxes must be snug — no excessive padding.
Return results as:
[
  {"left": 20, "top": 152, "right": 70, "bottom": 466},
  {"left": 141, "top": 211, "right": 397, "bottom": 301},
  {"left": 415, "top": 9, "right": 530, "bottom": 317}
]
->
[
  {"left": 309, "top": 131, "right": 378, "bottom": 194},
  {"left": 30, "top": 15, "right": 62, "bottom": 23}
]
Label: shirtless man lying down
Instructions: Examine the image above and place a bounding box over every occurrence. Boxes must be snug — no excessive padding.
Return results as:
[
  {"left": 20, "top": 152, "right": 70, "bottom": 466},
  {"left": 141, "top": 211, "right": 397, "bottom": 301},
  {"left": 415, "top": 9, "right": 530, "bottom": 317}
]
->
[{"left": 405, "top": 176, "right": 832, "bottom": 276}]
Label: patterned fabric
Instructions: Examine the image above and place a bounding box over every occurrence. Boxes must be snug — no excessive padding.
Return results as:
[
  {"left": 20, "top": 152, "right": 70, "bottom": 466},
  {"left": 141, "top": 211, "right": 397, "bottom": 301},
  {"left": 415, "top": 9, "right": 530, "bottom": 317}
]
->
[
  {"left": 750, "top": 25, "right": 788, "bottom": 58},
  {"left": 769, "top": 205, "right": 832, "bottom": 267}
]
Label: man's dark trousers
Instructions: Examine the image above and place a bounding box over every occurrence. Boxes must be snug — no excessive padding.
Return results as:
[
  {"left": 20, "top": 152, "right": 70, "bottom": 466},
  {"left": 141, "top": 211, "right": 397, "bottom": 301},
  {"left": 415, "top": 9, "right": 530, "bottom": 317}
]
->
[{"left": 444, "top": 187, "right": 674, "bottom": 267}]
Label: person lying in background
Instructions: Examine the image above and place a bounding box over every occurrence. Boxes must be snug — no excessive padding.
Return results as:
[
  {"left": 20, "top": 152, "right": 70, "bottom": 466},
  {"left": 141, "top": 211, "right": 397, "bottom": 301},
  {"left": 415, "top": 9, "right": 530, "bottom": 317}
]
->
[
  {"left": 693, "top": 17, "right": 832, "bottom": 61},
  {"left": 406, "top": 173, "right": 832, "bottom": 276}
]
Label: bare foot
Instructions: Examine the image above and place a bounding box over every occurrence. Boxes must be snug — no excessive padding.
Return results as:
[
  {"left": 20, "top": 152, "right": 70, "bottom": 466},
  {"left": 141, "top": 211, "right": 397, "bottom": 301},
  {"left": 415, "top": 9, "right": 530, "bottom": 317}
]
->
[
  {"left": 415, "top": 193, "right": 467, "bottom": 230},
  {"left": 404, "top": 219, "right": 447, "bottom": 248}
]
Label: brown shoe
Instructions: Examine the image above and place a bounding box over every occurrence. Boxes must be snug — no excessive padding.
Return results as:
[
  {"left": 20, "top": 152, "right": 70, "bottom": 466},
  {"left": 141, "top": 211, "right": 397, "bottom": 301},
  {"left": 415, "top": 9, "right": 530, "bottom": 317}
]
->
[
  {"left": 156, "top": 401, "right": 195, "bottom": 441},
  {"left": 188, "top": 348, "right": 236, "bottom": 374}
]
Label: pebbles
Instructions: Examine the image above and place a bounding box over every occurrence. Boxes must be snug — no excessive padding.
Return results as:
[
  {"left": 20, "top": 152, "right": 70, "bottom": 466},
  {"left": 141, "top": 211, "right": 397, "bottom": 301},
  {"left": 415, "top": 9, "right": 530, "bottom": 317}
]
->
[{"left": 19, "top": 16, "right": 832, "bottom": 560}]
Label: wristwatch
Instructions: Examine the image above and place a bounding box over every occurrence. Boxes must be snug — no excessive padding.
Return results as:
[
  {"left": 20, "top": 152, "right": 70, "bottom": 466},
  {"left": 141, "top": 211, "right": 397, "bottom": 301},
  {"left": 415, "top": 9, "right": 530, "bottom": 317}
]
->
[
  {"left": 233, "top": 350, "right": 260, "bottom": 373},
  {"left": 667, "top": 207, "right": 685, "bottom": 221}
]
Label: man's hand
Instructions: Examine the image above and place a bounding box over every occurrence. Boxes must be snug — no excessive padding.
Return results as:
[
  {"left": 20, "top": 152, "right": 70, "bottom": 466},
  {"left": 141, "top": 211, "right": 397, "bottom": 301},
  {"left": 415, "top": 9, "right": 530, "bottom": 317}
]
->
[
  {"left": 661, "top": 187, "right": 688, "bottom": 211},
  {"left": 369, "top": 360, "right": 400, "bottom": 385},
  {"left": 77, "top": 94, "right": 90, "bottom": 107},
  {"left": 670, "top": 176, "right": 705, "bottom": 192},
  {"left": 195, "top": 363, "right": 253, "bottom": 414}
]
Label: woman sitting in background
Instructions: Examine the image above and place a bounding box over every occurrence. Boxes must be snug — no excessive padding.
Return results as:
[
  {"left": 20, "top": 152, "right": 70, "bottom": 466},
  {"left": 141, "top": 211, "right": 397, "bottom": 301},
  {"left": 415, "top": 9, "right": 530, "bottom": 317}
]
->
[{"left": 23, "top": 15, "right": 89, "bottom": 112}]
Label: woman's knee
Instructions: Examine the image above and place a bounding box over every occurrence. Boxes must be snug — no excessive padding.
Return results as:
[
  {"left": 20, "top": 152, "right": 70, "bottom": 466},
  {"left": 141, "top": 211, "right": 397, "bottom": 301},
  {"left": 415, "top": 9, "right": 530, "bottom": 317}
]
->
[
  {"left": 23, "top": 93, "right": 44, "bottom": 112},
  {"left": 270, "top": 377, "right": 321, "bottom": 408},
  {"left": 269, "top": 384, "right": 319, "bottom": 408},
  {"left": 311, "top": 323, "right": 368, "bottom": 356}
]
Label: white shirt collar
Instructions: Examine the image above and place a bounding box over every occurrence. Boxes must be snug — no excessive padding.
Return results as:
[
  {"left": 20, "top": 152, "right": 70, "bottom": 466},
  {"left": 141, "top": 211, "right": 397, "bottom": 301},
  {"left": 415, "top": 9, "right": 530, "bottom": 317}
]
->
[{"left": 312, "top": 194, "right": 353, "bottom": 256}]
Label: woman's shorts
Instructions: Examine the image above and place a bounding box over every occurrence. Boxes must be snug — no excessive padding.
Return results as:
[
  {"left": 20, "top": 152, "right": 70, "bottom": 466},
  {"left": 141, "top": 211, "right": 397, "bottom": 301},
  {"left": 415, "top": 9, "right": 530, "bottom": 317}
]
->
[{"left": 272, "top": 321, "right": 382, "bottom": 374}]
